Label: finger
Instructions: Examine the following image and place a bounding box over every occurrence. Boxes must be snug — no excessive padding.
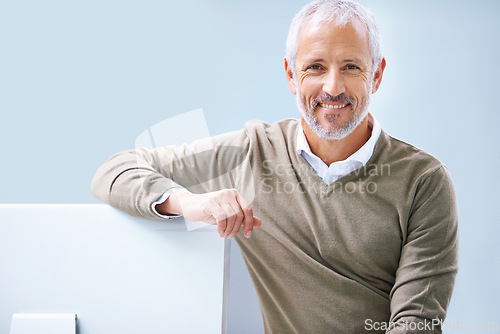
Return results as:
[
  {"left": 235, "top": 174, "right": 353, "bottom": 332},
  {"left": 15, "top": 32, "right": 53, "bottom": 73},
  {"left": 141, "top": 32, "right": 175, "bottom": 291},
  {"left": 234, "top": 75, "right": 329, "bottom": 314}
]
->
[
  {"left": 202, "top": 202, "right": 218, "bottom": 225},
  {"left": 209, "top": 204, "right": 227, "bottom": 237},
  {"left": 227, "top": 200, "right": 245, "bottom": 239},
  {"left": 220, "top": 202, "right": 237, "bottom": 238},
  {"left": 235, "top": 192, "right": 256, "bottom": 238}
]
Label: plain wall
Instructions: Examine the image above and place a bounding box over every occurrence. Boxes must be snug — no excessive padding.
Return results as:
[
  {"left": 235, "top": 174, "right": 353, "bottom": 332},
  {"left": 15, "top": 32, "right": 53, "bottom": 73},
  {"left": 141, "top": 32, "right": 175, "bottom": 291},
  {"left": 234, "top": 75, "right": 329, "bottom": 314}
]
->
[{"left": 1, "top": 1, "right": 499, "bottom": 333}]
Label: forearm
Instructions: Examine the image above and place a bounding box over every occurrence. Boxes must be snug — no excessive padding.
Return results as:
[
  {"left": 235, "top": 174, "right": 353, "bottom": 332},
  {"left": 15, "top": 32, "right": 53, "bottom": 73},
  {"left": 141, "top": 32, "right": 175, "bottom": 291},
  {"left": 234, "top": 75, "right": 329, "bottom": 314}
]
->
[
  {"left": 91, "top": 127, "right": 255, "bottom": 224},
  {"left": 156, "top": 189, "right": 189, "bottom": 216},
  {"left": 91, "top": 148, "right": 183, "bottom": 218},
  {"left": 388, "top": 166, "right": 458, "bottom": 332}
]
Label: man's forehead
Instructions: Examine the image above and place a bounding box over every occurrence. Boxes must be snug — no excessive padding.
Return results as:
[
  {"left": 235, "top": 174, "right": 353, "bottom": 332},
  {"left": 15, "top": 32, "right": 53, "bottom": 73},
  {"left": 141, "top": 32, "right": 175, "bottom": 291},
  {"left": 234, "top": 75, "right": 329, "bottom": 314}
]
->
[
  {"left": 296, "top": 18, "right": 370, "bottom": 59},
  {"left": 299, "top": 17, "right": 367, "bottom": 43}
]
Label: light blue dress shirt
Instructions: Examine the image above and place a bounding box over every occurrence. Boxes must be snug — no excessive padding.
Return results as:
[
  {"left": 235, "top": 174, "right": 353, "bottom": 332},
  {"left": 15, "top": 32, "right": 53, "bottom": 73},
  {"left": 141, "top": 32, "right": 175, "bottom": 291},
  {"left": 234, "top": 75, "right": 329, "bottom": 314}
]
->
[{"left": 296, "top": 113, "right": 381, "bottom": 184}]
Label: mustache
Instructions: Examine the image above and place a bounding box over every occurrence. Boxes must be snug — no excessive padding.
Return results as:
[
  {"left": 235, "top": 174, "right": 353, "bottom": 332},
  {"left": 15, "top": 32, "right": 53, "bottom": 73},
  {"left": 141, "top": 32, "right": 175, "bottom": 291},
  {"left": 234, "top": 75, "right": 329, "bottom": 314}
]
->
[{"left": 312, "top": 93, "right": 354, "bottom": 108}]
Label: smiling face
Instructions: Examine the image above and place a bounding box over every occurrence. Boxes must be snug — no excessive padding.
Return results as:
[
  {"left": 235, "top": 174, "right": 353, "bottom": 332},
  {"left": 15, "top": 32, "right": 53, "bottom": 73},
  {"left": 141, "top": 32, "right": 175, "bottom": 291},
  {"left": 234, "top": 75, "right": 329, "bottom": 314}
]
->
[{"left": 285, "top": 19, "right": 385, "bottom": 140}]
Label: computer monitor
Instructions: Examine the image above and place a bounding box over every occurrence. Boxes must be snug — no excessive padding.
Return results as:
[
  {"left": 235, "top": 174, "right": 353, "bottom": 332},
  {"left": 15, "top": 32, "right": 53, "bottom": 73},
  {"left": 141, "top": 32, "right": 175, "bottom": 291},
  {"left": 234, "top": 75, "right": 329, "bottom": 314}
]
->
[{"left": 0, "top": 204, "right": 228, "bottom": 334}]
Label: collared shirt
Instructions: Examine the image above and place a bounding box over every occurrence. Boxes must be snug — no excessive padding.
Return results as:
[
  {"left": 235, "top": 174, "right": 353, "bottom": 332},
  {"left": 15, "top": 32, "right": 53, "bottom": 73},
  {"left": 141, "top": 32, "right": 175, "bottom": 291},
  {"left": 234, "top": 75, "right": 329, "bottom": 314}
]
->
[{"left": 296, "top": 114, "right": 381, "bottom": 184}]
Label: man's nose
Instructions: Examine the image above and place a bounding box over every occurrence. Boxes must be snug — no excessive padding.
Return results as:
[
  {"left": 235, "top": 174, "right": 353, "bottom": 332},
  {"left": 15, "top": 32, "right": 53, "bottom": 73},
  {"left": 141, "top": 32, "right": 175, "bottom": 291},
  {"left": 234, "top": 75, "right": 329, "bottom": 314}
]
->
[{"left": 323, "top": 70, "right": 346, "bottom": 97}]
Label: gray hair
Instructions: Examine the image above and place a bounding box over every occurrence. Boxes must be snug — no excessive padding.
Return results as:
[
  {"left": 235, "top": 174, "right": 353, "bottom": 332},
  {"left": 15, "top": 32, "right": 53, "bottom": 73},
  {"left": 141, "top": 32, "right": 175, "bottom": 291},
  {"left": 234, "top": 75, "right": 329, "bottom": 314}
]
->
[{"left": 285, "top": 0, "right": 382, "bottom": 76}]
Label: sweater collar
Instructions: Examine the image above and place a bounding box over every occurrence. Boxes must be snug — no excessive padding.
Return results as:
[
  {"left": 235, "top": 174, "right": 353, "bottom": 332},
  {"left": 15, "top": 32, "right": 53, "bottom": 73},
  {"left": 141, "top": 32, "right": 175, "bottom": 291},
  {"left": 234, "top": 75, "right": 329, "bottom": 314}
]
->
[{"left": 296, "top": 114, "right": 382, "bottom": 182}]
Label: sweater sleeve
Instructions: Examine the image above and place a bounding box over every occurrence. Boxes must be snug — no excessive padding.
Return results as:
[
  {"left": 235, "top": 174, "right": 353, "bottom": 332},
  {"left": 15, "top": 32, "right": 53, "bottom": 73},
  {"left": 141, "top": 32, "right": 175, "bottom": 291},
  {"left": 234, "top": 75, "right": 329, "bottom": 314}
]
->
[
  {"left": 90, "top": 128, "right": 252, "bottom": 219},
  {"left": 387, "top": 165, "right": 459, "bottom": 334}
]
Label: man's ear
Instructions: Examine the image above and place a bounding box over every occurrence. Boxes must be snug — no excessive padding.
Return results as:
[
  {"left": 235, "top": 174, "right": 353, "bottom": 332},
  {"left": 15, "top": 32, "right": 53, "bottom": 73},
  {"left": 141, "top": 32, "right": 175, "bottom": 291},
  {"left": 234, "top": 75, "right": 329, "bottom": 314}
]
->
[
  {"left": 371, "top": 57, "right": 386, "bottom": 94},
  {"left": 284, "top": 57, "right": 297, "bottom": 94}
]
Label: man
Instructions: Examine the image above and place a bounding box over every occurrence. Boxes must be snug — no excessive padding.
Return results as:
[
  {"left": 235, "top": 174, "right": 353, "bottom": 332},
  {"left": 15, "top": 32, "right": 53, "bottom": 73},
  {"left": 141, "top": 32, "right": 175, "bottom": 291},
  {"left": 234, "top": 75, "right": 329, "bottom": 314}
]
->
[{"left": 92, "top": 0, "right": 458, "bottom": 332}]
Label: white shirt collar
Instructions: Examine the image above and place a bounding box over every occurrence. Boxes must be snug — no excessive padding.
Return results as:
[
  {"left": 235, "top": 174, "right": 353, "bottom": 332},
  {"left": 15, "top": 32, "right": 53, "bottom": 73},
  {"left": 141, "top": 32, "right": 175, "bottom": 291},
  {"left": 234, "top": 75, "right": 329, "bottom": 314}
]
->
[{"left": 296, "top": 113, "right": 382, "bottom": 183}]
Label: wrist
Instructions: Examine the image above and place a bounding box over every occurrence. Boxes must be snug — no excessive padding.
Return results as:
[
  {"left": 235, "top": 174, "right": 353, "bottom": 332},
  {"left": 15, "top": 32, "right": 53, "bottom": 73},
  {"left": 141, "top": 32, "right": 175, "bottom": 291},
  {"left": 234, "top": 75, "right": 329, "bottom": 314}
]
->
[{"left": 162, "top": 189, "right": 190, "bottom": 216}]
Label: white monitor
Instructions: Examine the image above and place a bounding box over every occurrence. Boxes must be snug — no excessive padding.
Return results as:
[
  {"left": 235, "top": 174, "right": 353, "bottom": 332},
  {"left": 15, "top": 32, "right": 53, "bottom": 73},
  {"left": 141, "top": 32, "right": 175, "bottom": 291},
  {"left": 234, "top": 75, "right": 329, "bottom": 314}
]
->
[{"left": 0, "top": 204, "right": 229, "bottom": 334}]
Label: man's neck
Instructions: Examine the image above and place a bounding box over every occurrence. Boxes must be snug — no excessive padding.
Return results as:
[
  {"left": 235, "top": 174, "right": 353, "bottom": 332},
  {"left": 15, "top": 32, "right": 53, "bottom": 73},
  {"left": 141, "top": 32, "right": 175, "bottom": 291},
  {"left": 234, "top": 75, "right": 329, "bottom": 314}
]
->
[{"left": 301, "top": 116, "right": 372, "bottom": 166}]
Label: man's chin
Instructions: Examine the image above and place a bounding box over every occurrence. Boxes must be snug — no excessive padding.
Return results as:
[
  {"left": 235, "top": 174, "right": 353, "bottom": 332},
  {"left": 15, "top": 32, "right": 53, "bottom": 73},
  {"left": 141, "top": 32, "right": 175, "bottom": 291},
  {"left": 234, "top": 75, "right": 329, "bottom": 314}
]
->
[
  {"left": 311, "top": 115, "right": 365, "bottom": 141},
  {"left": 321, "top": 129, "right": 351, "bottom": 141},
  {"left": 311, "top": 123, "right": 350, "bottom": 141}
]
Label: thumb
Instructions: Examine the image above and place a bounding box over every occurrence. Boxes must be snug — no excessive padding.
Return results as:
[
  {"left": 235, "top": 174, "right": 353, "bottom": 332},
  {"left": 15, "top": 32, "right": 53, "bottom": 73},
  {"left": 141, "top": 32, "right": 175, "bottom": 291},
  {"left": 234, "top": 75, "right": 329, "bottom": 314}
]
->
[{"left": 253, "top": 217, "right": 262, "bottom": 228}]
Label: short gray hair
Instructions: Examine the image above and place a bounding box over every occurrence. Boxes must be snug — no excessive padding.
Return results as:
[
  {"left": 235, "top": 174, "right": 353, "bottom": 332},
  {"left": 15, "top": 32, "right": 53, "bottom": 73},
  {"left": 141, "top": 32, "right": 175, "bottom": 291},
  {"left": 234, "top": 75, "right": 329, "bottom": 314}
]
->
[{"left": 286, "top": 0, "right": 382, "bottom": 76}]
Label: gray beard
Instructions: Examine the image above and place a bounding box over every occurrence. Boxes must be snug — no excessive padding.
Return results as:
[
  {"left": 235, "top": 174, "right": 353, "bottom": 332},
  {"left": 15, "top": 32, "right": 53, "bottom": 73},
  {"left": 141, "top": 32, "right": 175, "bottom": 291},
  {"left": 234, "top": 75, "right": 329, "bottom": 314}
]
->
[{"left": 296, "top": 87, "right": 371, "bottom": 141}]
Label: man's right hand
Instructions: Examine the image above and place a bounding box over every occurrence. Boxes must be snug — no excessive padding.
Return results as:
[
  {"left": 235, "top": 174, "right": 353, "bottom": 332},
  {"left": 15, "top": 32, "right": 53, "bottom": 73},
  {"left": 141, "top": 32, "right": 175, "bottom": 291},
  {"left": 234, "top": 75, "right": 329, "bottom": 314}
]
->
[{"left": 157, "top": 189, "right": 262, "bottom": 239}]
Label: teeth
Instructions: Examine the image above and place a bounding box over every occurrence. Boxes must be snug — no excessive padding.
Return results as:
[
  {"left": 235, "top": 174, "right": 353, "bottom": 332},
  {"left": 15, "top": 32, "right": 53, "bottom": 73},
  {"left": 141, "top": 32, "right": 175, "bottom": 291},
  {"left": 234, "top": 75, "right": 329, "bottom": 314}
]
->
[{"left": 320, "top": 103, "right": 347, "bottom": 109}]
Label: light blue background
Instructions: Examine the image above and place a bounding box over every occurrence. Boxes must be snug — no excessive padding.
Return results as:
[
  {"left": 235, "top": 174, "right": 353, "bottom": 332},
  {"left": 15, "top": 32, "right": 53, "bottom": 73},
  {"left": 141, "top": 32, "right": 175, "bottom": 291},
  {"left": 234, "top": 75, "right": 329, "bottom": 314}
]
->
[{"left": 1, "top": 0, "right": 499, "bottom": 333}]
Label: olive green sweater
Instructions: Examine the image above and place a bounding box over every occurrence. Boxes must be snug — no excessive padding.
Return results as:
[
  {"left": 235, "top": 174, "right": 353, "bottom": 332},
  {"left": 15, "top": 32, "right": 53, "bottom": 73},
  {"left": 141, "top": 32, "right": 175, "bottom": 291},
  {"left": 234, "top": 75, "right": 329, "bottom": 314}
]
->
[{"left": 92, "top": 119, "right": 458, "bottom": 333}]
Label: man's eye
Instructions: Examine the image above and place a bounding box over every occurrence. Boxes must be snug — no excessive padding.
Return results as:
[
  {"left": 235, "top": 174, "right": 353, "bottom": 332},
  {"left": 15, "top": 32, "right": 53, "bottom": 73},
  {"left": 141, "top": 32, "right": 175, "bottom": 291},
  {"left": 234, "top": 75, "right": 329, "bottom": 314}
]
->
[
  {"left": 307, "top": 65, "right": 322, "bottom": 70},
  {"left": 345, "top": 65, "right": 359, "bottom": 70}
]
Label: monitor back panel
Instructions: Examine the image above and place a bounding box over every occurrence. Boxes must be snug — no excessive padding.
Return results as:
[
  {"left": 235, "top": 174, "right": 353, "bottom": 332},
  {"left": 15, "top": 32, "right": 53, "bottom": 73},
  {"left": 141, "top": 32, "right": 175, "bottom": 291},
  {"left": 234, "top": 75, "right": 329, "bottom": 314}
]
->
[{"left": 0, "top": 204, "right": 228, "bottom": 334}]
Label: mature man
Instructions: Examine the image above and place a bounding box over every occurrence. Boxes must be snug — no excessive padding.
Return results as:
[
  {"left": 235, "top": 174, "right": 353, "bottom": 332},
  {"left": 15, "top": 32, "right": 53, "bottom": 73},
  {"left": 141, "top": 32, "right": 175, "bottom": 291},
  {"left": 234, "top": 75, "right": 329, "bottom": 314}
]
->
[{"left": 92, "top": 0, "right": 458, "bottom": 332}]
